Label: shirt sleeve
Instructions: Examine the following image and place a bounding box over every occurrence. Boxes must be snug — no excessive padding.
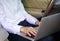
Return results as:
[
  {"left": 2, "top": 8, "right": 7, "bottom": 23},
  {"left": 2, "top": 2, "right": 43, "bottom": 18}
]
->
[
  {"left": 0, "top": 4, "right": 22, "bottom": 35},
  {"left": 19, "top": 2, "right": 38, "bottom": 25},
  {"left": 24, "top": 11, "right": 38, "bottom": 25}
]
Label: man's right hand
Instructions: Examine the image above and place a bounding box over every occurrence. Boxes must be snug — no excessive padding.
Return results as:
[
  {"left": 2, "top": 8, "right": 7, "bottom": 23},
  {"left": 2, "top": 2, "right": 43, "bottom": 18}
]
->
[{"left": 20, "top": 27, "right": 37, "bottom": 37}]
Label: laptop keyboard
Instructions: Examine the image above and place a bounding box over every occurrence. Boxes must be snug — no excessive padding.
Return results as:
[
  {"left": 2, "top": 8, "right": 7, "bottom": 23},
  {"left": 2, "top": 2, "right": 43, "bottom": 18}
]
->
[{"left": 26, "top": 34, "right": 35, "bottom": 39}]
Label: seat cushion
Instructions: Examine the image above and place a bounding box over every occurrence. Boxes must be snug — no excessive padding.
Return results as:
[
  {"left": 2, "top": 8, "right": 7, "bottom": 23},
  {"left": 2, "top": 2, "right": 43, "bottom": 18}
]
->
[
  {"left": 22, "top": 0, "right": 51, "bottom": 18},
  {"left": 0, "top": 27, "right": 9, "bottom": 41},
  {"left": 25, "top": 8, "right": 43, "bottom": 18},
  {"left": 22, "top": 0, "right": 51, "bottom": 9}
]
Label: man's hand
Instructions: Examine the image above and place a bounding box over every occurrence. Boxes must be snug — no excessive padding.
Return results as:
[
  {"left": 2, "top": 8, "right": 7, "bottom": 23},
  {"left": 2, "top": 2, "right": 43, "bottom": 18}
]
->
[
  {"left": 20, "top": 27, "right": 37, "bottom": 37},
  {"left": 35, "top": 21, "right": 41, "bottom": 26}
]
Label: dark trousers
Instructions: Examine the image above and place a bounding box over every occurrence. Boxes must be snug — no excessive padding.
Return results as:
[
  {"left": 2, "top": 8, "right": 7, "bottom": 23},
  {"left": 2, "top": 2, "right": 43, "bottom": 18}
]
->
[{"left": 8, "top": 20, "right": 60, "bottom": 41}]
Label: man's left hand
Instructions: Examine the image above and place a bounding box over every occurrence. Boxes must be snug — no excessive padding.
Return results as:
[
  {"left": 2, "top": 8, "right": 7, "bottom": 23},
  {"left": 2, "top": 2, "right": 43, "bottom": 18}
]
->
[{"left": 35, "top": 21, "right": 41, "bottom": 26}]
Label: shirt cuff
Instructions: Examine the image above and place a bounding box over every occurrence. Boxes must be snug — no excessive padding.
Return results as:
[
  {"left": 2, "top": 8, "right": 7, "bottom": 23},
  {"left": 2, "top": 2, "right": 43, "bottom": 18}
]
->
[
  {"left": 32, "top": 19, "right": 38, "bottom": 25},
  {"left": 29, "top": 18, "right": 38, "bottom": 25}
]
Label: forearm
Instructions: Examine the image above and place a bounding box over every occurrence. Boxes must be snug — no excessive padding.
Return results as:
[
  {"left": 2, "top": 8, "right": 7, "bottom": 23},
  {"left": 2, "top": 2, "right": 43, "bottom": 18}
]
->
[
  {"left": 23, "top": 10, "right": 38, "bottom": 24},
  {"left": 0, "top": 18, "right": 23, "bottom": 35}
]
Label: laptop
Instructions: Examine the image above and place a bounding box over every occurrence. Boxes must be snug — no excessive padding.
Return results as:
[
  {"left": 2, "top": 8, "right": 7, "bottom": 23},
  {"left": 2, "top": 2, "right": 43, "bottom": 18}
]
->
[
  {"left": 19, "top": 13, "right": 60, "bottom": 41},
  {"left": 34, "top": 13, "right": 60, "bottom": 41}
]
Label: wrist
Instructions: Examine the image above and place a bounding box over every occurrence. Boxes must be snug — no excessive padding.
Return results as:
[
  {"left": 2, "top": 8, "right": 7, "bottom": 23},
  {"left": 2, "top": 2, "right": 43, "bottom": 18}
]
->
[{"left": 20, "top": 26, "right": 24, "bottom": 32}]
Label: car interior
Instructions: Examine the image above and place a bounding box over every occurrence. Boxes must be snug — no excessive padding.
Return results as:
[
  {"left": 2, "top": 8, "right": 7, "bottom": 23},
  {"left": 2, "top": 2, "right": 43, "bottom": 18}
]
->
[{"left": 0, "top": 0, "right": 60, "bottom": 41}]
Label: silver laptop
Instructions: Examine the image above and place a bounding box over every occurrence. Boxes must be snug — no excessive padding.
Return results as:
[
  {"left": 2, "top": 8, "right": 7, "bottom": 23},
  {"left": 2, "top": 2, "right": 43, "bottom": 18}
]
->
[{"left": 34, "top": 13, "right": 60, "bottom": 41}]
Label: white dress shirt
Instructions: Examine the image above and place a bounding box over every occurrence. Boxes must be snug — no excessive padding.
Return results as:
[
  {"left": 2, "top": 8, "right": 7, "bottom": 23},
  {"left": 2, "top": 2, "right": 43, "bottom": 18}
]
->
[{"left": 0, "top": 0, "right": 38, "bottom": 35}]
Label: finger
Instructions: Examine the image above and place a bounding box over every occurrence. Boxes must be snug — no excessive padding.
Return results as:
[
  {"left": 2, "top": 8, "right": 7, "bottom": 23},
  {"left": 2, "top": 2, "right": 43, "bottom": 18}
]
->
[
  {"left": 35, "top": 30, "right": 38, "bottom": 32},
  {"left": 29, "top": 31, "right": 36, "bottom": 36},
  {"left": 27, "top": 32, "right": 31, "bottom": 37},
  {"left": 32, "top": 30, "right": 37, "bottom": 34},
  {"left": 39, "top": 22, "right": 41, "bottom": 26},
  {"left": 32, "top": 28, "right": 38, "bottom": 34}
]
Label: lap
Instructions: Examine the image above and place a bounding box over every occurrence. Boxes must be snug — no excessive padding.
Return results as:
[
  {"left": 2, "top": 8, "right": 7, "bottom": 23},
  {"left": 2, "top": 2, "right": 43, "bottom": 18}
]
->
[{"left": 8, "top": 33, "right": 31, "bottom": 41}]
